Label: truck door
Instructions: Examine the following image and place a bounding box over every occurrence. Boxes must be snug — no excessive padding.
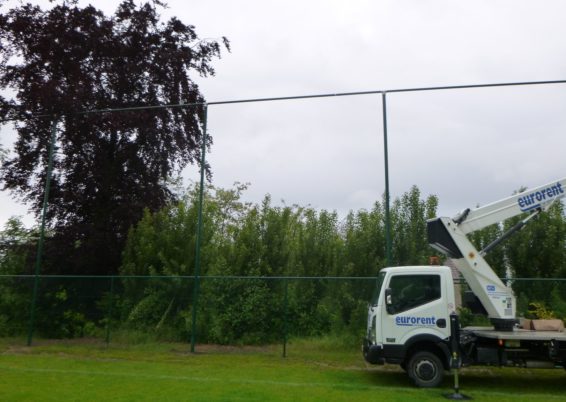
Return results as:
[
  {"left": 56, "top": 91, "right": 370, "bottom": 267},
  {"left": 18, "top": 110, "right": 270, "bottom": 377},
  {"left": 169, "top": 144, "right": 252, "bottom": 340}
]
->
[{"left": 381, "top": 273, "right": 450, "bottom": 346}]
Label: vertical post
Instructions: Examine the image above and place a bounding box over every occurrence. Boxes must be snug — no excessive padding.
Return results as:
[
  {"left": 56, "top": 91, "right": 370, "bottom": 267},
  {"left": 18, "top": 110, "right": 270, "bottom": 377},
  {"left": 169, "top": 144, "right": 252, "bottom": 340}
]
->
[
  {"left": 382, "top": 93, "right": 392, "bottom": 266},
  {"left": 105, "top": 276, "right": 115, "bottom": 346},
  {"left": 27, "top": 118, "right": 58, "bottom": 346},
  {"left": 191, "top": 105, "right": 208, "bottom": 353},
  {"left": 282, "top": 278, "right": 289, "bottom": 358}
]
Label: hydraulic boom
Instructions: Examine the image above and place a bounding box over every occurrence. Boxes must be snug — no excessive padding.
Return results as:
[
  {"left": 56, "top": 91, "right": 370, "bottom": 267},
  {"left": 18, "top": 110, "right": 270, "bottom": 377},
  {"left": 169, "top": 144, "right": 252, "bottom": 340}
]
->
[{"left": 427, "top": 178, "right": 566, "bottom": 330}]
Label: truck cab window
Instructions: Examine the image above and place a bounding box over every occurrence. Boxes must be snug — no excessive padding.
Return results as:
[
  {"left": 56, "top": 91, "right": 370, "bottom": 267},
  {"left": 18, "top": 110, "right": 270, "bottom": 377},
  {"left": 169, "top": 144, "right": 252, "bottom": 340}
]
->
[{"left": 388, "top": 275, "right": 440, "bottom": 314}]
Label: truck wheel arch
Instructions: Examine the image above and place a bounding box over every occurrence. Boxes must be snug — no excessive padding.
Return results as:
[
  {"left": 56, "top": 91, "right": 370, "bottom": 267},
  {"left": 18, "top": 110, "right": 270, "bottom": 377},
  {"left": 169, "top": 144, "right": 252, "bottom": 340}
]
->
[{"left": 403, "top": 334, "right": 451, "bottom": 371}]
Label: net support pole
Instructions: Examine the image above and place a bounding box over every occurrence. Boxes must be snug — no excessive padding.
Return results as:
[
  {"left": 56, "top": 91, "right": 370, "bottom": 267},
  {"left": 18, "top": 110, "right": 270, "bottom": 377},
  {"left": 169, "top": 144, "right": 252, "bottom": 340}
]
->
[
  {"left": 382, "top": 93, "right": 392, "bottom": 266},
  {"left": 27, "top": 117, "right": 58, "bottom": 346},
  {"left": 191, "top": 105, "right": 208, "bottom": 353}
]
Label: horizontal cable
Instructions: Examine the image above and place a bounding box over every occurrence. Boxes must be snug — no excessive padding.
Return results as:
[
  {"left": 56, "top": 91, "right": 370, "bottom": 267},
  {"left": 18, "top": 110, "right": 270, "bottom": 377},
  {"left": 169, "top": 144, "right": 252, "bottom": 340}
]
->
[{"left": 2, "top": 79, "right": 566, "bottom": 123}]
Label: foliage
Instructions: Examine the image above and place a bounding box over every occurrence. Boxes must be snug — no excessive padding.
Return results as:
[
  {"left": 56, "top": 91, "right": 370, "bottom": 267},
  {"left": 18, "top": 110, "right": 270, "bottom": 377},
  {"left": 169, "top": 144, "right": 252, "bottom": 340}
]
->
[
  {"left": 0, "top": 217, "right": 110, "bottom": 338},
  {"left": 116, "top": 183, "right": 439, "bottom": 343},
  {"left": 457, "top": 306, "right": 491, "bottom": 327},
  {"left": 549, "top": 287, "right": 566, "bottom": 321},
  {"left": 526, "top": 302, "right": 556, "bottom": 320},
  {"left": 390, "top": 185, "right": 438, "bottom": 266},
  {"left": 0, "top": 0, "right": 229, "bottom": 275},
  {"left": 2, "top": 181, "right": 566, "bottom": 343},
  {"left": 0, "top": 217, "right": 36, "bottom": 335},
  {"left": 468, "top": 220, "right": 506, "bottom": 277},
  {"left": 0, "top": 216, "right": 36, "bottom": 274},
  {"left": 504, "top": 198, "right": 566, "bottom": 309},
  {"left": 115, "top": 183, "right": 566, "bottom": 343}
]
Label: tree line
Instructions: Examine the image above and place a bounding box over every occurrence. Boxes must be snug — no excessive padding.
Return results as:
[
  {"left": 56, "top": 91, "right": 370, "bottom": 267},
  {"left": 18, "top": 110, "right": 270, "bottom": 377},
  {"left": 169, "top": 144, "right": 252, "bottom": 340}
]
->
[{"left": 1, "top": 183, "right": 565, "bottom": 343}]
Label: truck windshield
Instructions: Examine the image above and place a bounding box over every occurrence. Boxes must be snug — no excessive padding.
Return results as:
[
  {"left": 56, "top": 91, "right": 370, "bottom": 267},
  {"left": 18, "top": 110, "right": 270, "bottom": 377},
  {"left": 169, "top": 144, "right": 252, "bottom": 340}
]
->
[{"left": 370, "top": 271, "right": 386, "bottom": 306}]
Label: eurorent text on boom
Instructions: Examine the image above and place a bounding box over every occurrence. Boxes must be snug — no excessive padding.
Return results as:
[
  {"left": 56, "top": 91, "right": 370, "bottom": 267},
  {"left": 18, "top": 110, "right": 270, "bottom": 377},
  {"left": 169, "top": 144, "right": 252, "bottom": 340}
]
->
[{"left": 518, "top": 182, "right": 564, "bottom": 212}]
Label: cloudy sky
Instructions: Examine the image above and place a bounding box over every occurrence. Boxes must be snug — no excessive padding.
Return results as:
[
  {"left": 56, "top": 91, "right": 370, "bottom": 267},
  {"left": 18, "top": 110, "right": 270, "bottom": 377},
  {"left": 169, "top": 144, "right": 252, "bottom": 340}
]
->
[{"left": 2, "top": 0, "right": 566, "bottom": 228}]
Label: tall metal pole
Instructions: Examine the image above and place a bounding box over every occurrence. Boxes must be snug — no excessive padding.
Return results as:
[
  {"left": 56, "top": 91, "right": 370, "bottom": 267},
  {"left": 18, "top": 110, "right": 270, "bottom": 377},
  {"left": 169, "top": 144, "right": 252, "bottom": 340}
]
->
[
  {"left": 382, "top": 93, "right": 392, "bottom": 266},
  {"left": 27, "top": 118, "right": 58, "bottom": 346},
  {"left": 190, "top": 105, "right": 208, "bottom": 352}
]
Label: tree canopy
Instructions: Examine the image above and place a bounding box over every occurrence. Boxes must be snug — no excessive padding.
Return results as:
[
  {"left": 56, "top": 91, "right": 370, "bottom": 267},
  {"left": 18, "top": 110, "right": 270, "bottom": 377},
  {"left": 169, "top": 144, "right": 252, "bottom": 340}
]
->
[{"left": 0, "top": 0, "right": 229, "bottom": 274}]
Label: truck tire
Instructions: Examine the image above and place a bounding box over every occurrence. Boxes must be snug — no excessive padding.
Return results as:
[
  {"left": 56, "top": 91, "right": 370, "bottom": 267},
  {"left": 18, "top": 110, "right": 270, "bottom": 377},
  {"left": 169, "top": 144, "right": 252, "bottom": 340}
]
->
[{"left": 407, "top": 351, "right": 444, "bottom": 388}]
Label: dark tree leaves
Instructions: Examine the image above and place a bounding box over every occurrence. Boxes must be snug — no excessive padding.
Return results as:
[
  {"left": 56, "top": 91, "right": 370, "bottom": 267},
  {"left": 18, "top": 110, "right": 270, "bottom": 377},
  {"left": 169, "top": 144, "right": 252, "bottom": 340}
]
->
[{"left": 0, "top": 1, "right": 229, "bottom": 274}]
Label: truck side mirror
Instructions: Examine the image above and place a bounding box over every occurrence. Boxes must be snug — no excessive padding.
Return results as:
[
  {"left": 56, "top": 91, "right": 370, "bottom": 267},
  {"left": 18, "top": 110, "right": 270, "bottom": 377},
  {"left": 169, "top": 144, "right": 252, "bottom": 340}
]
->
[{"left": 385, "top": 288, "right": 393, "bottom": 314}]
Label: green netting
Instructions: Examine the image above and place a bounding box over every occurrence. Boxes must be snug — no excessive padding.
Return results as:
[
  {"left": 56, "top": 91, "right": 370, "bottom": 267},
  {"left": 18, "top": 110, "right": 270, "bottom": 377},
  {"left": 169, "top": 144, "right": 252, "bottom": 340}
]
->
[{"left": 1, "top": 275, "right": 564, "bottom": 350}]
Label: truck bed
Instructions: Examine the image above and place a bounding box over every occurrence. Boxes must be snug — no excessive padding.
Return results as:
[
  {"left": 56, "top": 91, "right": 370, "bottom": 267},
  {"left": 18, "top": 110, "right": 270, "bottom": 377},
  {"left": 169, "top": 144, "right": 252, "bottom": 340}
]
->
[{"left": 466, "top": 326, "right": 566, "bottom": 341}]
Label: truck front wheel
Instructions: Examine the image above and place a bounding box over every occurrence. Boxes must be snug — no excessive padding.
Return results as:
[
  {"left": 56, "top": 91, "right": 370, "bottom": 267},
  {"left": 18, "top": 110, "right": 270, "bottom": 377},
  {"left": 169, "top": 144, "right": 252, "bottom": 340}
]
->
[{"left": 407, "top": 351, "right": 444, "bottom": 388}]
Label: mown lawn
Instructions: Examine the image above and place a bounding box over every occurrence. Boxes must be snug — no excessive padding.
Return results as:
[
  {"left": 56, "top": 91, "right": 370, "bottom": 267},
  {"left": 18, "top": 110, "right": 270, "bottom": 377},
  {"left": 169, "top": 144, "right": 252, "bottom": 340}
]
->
[{"left": 0, "top": 337, "right": 565, "bottom": 401}]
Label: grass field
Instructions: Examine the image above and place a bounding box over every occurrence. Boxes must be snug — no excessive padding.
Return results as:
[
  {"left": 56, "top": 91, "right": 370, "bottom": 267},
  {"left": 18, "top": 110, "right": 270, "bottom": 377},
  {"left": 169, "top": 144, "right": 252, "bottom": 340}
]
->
[{"left": 0, "top": 337, "right": 565, "bottom": 401}]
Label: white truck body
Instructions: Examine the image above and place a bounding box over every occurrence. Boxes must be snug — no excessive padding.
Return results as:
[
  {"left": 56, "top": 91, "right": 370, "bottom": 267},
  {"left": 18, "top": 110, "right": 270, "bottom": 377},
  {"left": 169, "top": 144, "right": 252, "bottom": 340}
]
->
[{"left": 363, "top": 178, "right": 566, "bottom": 387}]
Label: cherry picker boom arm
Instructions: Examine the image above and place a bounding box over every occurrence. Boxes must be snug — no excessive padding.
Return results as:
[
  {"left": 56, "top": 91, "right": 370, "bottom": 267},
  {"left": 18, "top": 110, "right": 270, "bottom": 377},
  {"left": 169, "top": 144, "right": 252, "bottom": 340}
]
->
[
  {"left": 427, "top": 178, "right": 566, "bottom": 331},
  {"left": 453, "top": 179, "right": 565, "bottom": 235}
]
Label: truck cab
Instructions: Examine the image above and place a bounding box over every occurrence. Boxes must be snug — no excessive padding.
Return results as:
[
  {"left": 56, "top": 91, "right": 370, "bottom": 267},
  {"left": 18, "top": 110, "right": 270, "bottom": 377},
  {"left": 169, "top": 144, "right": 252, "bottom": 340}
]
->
[{"left": 363, "top": 265, "right": 454, "bottom": 387}]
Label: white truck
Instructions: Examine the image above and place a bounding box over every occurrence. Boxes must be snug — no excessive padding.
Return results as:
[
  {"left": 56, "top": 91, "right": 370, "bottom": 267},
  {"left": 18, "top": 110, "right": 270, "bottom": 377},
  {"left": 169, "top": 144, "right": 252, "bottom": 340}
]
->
[{"left": 362, "top": 178, "right": 566, "bottom": 387}]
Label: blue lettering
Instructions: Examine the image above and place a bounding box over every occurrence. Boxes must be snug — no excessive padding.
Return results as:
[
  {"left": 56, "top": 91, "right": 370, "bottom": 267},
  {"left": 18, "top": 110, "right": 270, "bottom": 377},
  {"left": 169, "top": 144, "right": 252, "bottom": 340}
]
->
[
  {"left": 546, "top": 188, "right": 554, "bottom": 198},
  {"left": 395, "top": 316, "right": 437, "bottom": 326},
  {"left": 517, "top": 182, "right": 565, "bottom": 212}
]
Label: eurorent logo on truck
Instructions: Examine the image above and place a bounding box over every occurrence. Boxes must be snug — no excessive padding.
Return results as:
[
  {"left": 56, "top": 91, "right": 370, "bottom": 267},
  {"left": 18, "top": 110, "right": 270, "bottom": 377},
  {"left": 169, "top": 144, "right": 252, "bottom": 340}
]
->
[
  {"left": 517, "top": 182, "right": 564, "bottom": 212},
  {"left": 395, "top": 316, "right": 436, "bottom": 326}
]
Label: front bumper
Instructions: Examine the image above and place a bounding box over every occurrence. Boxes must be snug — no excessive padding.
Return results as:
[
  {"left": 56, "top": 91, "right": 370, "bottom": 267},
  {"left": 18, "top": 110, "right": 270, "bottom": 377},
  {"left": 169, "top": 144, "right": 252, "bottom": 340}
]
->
[{"left": 362, "top": 338, "right": 385, "bottom": 365}]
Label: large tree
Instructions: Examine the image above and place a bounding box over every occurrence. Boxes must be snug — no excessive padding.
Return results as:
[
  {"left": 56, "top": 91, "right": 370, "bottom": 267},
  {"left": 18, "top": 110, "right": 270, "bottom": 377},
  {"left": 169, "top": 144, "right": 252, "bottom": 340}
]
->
[{"left": 0, "top": 0, "right": 229, "bottom": 274}]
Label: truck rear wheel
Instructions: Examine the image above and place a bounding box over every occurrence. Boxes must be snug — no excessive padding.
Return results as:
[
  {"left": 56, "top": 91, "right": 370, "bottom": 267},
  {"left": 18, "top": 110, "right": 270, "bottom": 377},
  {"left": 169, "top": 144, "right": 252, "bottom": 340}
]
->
[{"left": 407, "top": 351, "right": 444, "bottom": 388}]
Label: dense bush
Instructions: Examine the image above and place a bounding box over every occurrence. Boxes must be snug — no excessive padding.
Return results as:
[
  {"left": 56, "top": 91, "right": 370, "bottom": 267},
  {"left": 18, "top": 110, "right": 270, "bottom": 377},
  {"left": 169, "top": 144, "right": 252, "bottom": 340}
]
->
[{"left": 115, "top": 183, "right": 440, "bottom": 343}]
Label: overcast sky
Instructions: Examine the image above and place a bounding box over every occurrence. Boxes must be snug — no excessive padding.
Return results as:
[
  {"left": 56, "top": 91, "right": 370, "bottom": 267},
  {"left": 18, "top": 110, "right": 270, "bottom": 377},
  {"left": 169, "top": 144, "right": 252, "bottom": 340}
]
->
[{"left": 2, "top": 0, "right": 566, "bottom": 228}]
